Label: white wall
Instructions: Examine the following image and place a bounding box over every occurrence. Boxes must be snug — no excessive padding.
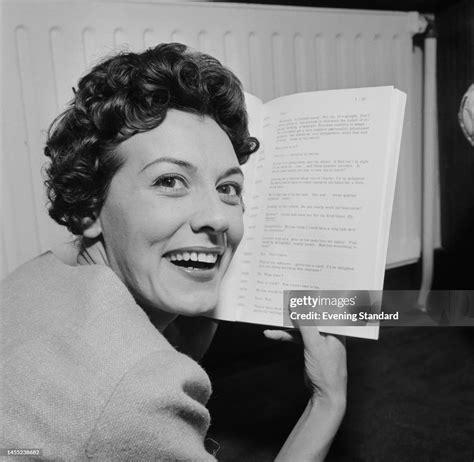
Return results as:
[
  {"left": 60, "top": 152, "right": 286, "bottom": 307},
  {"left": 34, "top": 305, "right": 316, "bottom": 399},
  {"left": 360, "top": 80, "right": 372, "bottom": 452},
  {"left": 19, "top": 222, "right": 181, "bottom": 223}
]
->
[{"left": 1, "top": 1, "right": 427, "bottom": 278}]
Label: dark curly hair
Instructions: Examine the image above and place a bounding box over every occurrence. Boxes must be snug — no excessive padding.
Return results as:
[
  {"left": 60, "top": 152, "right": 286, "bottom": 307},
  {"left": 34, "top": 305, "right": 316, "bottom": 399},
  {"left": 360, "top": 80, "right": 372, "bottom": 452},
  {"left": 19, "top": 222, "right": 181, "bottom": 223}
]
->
[{"left": 44, "top": 42, "right": 259, "bottom": 235}]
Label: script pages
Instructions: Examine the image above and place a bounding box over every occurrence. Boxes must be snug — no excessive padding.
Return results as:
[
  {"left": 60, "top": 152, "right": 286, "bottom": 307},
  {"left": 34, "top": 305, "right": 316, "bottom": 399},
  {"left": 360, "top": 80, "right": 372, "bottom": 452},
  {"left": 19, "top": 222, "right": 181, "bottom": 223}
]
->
[{"left": 213, "top": 87, "right": 406, "bottom": 340}]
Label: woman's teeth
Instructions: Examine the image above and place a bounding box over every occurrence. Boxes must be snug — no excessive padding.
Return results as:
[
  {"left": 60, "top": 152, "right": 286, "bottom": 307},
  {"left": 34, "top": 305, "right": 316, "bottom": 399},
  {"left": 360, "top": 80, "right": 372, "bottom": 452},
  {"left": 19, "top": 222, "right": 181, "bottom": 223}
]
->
[
  {"left": 164, "top": 251, "right": 219, "bottom": 269},
  {"left": 167, "top": 252, "right": 218, "bottom": 263}
]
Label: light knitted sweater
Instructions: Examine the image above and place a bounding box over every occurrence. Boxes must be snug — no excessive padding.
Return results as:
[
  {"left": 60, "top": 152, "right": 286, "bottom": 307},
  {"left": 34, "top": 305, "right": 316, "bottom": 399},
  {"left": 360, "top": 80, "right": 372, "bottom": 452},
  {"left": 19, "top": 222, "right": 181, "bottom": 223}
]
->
[{"left": 0, "top": 252, "right": 217, "bottom": 461}]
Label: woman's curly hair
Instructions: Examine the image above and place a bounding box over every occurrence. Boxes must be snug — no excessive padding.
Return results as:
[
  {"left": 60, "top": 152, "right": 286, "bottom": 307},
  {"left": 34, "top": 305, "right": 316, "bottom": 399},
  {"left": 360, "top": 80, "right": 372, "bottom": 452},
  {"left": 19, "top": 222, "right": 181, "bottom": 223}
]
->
[{"left": 44, "top": 42, "right": 259, "bottom": 235}]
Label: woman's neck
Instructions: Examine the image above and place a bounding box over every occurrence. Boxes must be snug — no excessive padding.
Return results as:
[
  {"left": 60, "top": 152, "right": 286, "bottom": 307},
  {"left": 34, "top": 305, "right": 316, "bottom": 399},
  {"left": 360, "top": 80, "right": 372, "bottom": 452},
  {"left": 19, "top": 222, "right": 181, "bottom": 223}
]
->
[{"left": 77, "top": 237, "right": 109, "bottom": 266}]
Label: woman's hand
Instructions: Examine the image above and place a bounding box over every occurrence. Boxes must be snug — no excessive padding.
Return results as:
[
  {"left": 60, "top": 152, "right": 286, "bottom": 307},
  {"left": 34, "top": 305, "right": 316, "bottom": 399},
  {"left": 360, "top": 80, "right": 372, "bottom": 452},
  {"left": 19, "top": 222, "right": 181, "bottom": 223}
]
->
[
  {"left": 264, "top": 326, "right": 347, "bottom": 404},
  {"left": 264, "top": 325, "right": 347, "bottom": 462}
]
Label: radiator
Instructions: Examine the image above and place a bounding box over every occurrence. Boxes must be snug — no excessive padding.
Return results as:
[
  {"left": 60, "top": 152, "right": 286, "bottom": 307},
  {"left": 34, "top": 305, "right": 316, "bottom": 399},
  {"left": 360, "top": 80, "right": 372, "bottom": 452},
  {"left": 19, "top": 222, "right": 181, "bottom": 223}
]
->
[{"left": 1, "top": 1, "right": 429, "bottom": 279}]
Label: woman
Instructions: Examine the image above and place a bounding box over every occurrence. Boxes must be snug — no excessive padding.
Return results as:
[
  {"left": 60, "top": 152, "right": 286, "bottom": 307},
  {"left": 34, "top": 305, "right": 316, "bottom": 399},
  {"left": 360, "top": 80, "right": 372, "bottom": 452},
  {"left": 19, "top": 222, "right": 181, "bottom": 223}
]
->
[{"left": 0, "top": 43, "right": 346, "bottom": 461}]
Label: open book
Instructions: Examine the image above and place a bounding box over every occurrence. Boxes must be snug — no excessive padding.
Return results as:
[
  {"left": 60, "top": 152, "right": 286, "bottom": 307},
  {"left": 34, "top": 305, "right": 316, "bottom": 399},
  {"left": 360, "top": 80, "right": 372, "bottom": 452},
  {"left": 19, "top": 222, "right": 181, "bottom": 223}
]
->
[{"left": 211, "top": 86, "right": 406, "bottom": 340}]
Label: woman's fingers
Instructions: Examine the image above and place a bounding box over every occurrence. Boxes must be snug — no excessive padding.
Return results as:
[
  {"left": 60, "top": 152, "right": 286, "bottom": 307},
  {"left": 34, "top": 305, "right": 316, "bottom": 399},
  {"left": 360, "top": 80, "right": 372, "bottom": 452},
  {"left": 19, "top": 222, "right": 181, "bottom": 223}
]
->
[
  {"left": 297, "top": 323, "right": 346, "bottom": 348},
  {"left": 263, "top": 329, "right": 300, "bottom": 343},
  {"left": 298, "top": 325, "right": 323, "bottom": 348},
  {"left": 264, "top": 327, "right": 346, "bottom": 348}
]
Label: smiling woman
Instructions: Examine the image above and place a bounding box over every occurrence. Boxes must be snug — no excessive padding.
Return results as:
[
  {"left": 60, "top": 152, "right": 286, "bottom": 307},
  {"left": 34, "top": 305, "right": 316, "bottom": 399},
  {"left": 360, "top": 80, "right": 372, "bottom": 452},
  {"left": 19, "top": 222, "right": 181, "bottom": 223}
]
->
[
  {"left": 0, "top": 43, "right": 347, "bottom": 461},
  {"left": 86, "top": 110, "right": 245, "bottom": 327}
]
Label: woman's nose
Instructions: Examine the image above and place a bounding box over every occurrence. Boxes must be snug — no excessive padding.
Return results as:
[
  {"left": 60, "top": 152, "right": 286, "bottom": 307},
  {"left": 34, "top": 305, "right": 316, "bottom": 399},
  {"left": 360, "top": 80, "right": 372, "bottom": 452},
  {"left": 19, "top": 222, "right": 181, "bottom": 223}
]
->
[{"left": 190, "top": 191, "right": 230, "bottom": 235}]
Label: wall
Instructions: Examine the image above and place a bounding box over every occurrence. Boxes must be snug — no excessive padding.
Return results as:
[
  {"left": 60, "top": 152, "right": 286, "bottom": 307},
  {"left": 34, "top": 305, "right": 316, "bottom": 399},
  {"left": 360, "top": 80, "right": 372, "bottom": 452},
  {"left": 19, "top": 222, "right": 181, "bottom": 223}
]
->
[{"left": 1, "top": 1, "right": 425, "bottom": 277}]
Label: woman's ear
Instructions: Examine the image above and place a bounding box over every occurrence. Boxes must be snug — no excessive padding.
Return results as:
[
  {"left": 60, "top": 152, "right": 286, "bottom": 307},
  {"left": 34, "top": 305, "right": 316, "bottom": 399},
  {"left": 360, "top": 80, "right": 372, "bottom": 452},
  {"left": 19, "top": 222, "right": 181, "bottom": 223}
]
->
[{"left": 82, "top": 215, "right": 102, "bottom": 239}]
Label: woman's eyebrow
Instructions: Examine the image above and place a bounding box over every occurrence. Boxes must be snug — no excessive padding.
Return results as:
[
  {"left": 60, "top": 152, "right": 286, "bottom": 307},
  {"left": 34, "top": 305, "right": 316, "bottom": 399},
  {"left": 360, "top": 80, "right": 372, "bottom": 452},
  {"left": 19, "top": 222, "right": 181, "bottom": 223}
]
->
[
  {"left": 217, "top": 166, "right": 244, "bottom": 182},
  {"left": 139, "top": 157, "right": 197, "bottom": 174}
]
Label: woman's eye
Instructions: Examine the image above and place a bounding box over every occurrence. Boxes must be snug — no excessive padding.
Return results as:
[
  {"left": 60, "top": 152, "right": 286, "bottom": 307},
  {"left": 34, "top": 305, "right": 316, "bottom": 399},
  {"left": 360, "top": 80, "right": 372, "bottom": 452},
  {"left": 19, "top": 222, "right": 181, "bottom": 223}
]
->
[
  {"left": 217, "top": 183, "right": 242, "bottom": 196},
  {"left": 217, "top": 183, "right": 243, "bottom": 204},
  {"left": 152, "top": 175, "right": 187, "bottom": 191}
]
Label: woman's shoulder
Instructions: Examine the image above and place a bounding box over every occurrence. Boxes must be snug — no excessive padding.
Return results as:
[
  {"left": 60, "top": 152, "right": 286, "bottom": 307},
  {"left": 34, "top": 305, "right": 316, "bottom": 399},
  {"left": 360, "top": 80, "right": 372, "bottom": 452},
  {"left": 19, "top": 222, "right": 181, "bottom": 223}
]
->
[
  {"left": 0, "top": 250, "right": 175, "bottom": 364},
  {"left": 1, "top": 250, "right": 116, "bottom": 297},
  {"left": 0, "top": 252, "right": 214, "bottom": 460},
  {"left": 1, "top": 251, "right": 130, "bottom": 324}
]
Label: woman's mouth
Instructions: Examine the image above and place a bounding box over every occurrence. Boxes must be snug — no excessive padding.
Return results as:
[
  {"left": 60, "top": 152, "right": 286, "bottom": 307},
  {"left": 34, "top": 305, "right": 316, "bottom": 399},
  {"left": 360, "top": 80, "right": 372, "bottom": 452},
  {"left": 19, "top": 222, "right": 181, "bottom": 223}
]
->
[{"left": 163, "top": 249, "right": 222, "bottom": 271}]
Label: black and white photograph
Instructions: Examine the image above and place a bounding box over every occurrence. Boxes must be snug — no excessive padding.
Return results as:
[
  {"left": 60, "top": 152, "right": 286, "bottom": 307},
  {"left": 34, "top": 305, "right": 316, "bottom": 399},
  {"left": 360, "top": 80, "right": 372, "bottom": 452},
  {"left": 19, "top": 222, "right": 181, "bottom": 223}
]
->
[{"left": 1, "top": 0, "right": 473, "bottom": 461}]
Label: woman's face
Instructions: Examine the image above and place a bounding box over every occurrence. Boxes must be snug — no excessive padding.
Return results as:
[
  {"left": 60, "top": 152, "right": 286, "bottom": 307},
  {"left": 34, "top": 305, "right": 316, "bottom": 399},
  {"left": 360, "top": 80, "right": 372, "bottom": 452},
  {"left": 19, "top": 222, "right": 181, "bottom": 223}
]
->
[{"left": 90, "top": 109, "right": 244, "bottom": 317}]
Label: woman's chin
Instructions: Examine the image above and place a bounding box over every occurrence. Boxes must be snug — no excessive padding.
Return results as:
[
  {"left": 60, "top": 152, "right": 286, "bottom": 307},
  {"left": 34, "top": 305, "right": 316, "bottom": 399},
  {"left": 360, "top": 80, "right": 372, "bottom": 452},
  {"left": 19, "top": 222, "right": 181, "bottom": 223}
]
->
[
  {"left": 160, "top": 294, "right": 219, "bottom": 317},
  {"left": 151, "top": 268, "right": 224, "bottom": 316}
]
